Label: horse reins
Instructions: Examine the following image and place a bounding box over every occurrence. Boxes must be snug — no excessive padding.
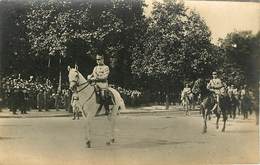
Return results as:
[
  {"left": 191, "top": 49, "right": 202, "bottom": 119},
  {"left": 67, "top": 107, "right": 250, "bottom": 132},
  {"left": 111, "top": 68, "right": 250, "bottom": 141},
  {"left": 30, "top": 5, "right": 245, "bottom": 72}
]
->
[
  {"left": 70, "top": 74, "right": 95, "bottom": 101},
  {"left": 70, "top": 74, "right": 90, "bottom": 93},
  {"left": 76, "top": 81, "right": 90, "bottom": 93}
]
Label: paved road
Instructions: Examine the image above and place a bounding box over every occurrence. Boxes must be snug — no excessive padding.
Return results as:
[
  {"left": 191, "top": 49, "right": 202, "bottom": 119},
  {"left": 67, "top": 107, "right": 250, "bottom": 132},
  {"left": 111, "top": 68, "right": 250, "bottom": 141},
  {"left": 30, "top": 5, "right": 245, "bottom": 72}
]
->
[{"left": 0, "top": 112, "right": 259, "bottom": 165}]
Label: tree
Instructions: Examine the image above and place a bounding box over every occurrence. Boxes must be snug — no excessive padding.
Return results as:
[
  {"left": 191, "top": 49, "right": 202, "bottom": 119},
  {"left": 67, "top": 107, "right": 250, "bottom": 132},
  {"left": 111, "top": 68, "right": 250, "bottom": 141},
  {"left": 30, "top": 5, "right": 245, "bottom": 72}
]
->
[
  {"left": 131, "top": 0, "right": 216, "bottom": 107},
  {"left": 24, "top": 0, "right": 124, "bottom": 81},
  {"left": 0, "top": 1, "right": 31, "bottom": 76},
  {"left": 219, "top": 31, "right": 260, "bottom": 88},
  {"left": 24, "top": 0, "right": 148, "bottom": 87}
]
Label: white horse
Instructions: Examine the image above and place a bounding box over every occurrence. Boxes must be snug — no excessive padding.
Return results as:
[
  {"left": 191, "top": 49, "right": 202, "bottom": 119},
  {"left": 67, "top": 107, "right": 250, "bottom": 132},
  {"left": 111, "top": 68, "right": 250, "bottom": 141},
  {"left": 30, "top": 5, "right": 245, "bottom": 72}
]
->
[
  {"left": 67, "top": 66, "right": 125, "bottom": 148},
  {"left": 181, "top": 93, "right": 195, "bottom": 116}
]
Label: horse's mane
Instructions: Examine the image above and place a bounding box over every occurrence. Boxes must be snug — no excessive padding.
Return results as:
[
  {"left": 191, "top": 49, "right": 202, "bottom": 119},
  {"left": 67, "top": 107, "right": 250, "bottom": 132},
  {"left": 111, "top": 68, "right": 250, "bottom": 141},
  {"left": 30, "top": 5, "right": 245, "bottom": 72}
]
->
[
  {"left": 192, "top": 78, "right": 211, "bottom": 98},
  {"left": 77, "top": 70, "right": 87, "bottom": 82}
]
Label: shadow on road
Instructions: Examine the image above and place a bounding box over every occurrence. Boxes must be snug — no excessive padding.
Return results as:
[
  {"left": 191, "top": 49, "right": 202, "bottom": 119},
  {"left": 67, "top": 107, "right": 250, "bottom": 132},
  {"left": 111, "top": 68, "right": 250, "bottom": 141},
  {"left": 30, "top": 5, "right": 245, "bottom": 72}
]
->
[
  {"left": 0, "top": 136, "right": 22, "bottom": 140},
  {"left": 91, "top": 139, "right": 207, "bottom": 150}
]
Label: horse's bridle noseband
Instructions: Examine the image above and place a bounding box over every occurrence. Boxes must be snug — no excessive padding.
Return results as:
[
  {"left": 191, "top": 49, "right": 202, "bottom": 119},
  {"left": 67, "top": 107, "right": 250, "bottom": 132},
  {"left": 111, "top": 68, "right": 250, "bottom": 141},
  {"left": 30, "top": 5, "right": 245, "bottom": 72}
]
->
[{"left": 70, "top": 73, "right": 90, "bottom": 93}]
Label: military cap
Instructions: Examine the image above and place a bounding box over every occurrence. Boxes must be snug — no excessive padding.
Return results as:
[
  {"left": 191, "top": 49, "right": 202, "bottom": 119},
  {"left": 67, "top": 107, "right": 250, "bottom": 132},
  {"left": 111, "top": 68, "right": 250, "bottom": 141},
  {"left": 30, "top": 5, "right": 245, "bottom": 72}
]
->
[{"left": 96, "top": 54, "right": 104, "bottom": 60}]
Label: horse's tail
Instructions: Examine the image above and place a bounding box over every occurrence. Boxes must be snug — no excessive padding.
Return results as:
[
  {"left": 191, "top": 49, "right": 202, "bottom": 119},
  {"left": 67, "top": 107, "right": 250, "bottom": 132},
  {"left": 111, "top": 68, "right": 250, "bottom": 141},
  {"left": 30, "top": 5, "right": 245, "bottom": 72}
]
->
[{"left": 108, "top": 87, "right": 126, "bottom": 111}]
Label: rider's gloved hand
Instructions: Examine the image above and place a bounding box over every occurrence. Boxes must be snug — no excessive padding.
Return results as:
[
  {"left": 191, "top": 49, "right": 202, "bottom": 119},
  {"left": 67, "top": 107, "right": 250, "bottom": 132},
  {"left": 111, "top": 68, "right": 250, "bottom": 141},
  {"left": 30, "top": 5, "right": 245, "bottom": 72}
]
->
[
  {"left": 90, "top": 77, "right": 96, "bottom": 81},
  {"left": 87, "top": 75, "right": 96, "bottom": 82},
  {"left": 87, "top": 75, "right": 92, "bottom": 80}
]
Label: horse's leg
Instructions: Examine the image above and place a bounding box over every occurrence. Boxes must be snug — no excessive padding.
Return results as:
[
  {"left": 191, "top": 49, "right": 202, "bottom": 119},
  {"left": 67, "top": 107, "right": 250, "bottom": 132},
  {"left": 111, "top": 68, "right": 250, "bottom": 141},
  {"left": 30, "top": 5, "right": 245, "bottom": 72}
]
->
[
  {"left": 184, "top": 103, "right": 187, "bottom": 115},
  {"left": 187, "top": 105, "right": 190, "bottom": 115},
  {"left": 242, "top": 108, "right": 246, "bottom": 120},
  {"left": 192, "top": 98, "right": 195, "bottom": 112},
  {"left": 222, "top": 112, "right": 227, "bottom": 132},
  {"left": 203, "top": 108, "right": 208, "bottom": 133},
  {"left": 238, "top": 101, "right": 241, "bottom": 115},
  {"left": 216, "top": 110, "right": 220, "bottom": 129},
  {"left": 187, "top": 104, "right": 190, "bottom": 116},
  {"left": 82, "top": 108, "right": 95, "bottom": 148},
  {"left": 106, "top": 105, "right": 118, "bottom": 145},
  {"left": 230, "top": 108, "right": 233, "bottom": 119},
  {"left": 233, "top": 107, "right": 236, "bottom": 119},
  {"left": 77, "top": 111, "right": 80, "bottom": 120},
  {"left": 200, "top": 104, "right": 207, "bottom": 133}
]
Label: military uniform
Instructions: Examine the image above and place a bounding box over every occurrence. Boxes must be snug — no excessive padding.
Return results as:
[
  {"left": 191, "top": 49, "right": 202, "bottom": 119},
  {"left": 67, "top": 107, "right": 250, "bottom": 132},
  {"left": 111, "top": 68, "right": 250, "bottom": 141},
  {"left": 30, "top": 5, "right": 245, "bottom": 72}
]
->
[
  {"left": 71, "top": 92, "right": 80, "bottom": 120},
  {"left": 207, "top": 78, "right": 224, "bottom": 95},
  {"left": 206, "top": 72, "right": 225, "bottom": 112},
  {"left": 89, "top": 55, "right": 111, "bottom": 115},
  {"left": 90, "top": 64, "right": 110, "bottom": 89},
  {"left": 181, "top": 87, "right": 192, "bottom": 101}
]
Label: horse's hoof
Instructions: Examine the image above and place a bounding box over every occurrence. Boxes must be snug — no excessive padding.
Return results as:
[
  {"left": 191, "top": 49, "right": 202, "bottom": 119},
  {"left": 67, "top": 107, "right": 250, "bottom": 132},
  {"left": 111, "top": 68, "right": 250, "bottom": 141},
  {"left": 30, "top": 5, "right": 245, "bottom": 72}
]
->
[
  {"left": 216, "top": 126, "right": 219, "bottom": 129},
  {"left": 106, "top": 139, "right": 115, "bottom": 145},
  {"left": 222, "top": 129, "right": 225, "bottom": 132},
  {"left": 86, "top": 141, "right": 91, "bottom": 148}
]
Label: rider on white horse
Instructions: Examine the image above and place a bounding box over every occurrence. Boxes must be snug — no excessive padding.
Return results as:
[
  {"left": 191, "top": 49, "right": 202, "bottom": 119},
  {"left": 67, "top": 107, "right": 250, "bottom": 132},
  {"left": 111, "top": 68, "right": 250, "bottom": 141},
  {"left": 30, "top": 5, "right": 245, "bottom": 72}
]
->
[
  {"left": 207, "top": 71, "right": 225, "bottom": 112},
  {"left": 87, "top": 54, "right": 110, "bottom": 115},
  {"left": 181, "top": 83, "right": 192, "bottom": 103}
]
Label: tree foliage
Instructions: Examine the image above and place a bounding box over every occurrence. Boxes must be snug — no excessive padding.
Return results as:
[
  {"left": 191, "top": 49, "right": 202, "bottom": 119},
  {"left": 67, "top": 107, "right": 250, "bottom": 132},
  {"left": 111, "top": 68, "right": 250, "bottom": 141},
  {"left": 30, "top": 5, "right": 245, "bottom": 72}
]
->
[
  {"left": 219, "top": 31, "right": 260, "bottom": 87},
  {"left": 131, "top": 0, "right": 217, "bottom": 93},
  {"left": 23, "top": 0, "right": 147, "bottom": 87},
  {"left": 25, "top": 0, "right": 122, "bottom": 58}
]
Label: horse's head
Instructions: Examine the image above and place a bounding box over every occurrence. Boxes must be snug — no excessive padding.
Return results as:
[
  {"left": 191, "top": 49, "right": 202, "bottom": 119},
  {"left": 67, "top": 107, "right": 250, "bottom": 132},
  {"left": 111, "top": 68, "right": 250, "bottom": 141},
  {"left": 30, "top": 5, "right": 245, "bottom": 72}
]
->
[
  {"left": 67, "top": 66, "right": 79, "bottom": 90},
  {"left": 220, "top": 86, "right": 228, "bottom": 96},
  {"left": 192, "top": 78, "right": 204, "bottom": 94}
]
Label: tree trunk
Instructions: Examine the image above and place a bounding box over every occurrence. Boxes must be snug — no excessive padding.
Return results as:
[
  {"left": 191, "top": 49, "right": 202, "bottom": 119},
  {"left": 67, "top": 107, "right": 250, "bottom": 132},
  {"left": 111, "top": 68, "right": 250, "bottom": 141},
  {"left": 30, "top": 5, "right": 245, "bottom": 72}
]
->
[{"left": 165, "top": 94, "right": 169, "bottom": 110}]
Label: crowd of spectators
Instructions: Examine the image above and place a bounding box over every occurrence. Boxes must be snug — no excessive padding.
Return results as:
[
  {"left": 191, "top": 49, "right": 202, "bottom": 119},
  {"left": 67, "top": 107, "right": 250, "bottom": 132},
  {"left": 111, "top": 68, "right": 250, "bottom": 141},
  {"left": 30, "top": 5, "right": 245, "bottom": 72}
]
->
[
  {"left": 112, "top": 85, "right": 142, "bottom": 107},
  {"left": 0, "top": 74, "right": 145, "bottom": 114},
  {"left": 0, "top": 74, "right": 72, "bottom": 114},
  {"left": 2, "top": 74, "right": 257, "bottom": 116}
]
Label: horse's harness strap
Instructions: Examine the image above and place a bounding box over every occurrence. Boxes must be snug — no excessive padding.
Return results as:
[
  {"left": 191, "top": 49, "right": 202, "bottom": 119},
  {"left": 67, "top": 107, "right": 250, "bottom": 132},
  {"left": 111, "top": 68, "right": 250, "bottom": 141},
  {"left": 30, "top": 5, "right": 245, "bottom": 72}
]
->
[
  {"left": 85, "top": 90, "right": 95, "bottom": 102},
  {"left": 77, "top": 82, "right": 90, "bottom": 93}
]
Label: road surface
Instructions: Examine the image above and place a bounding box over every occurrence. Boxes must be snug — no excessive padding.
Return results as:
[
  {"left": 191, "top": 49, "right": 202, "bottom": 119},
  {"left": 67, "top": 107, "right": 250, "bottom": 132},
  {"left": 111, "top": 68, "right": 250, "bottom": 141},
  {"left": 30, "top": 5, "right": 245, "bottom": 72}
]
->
[{"left": 0, "top": 112, "right": 259, "bottom": 165}]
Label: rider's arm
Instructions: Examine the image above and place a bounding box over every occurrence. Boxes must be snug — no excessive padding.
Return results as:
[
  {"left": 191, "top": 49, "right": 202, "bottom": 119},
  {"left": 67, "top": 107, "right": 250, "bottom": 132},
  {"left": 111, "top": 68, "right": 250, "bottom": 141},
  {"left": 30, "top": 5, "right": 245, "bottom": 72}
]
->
[
  {"left": 88, "top": 67, "right": 96, "bottom": 80},
  {"left": 206, "top": 81, "right": 212, "bottom": 91}
]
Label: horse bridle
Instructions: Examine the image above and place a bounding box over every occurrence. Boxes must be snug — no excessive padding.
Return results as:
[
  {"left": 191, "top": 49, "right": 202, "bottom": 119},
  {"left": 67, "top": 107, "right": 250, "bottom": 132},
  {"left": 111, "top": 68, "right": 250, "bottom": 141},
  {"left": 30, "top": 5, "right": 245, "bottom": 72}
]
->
[{"left": 70, "top": 72, "right": 90, "bottom": 93}]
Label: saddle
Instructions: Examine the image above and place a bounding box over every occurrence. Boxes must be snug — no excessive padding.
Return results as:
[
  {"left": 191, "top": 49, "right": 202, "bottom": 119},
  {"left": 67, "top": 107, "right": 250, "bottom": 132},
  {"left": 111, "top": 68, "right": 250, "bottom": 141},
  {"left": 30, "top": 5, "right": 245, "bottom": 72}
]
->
[{"left": 94, "top": 85, "right": 114, "bottom": 105}]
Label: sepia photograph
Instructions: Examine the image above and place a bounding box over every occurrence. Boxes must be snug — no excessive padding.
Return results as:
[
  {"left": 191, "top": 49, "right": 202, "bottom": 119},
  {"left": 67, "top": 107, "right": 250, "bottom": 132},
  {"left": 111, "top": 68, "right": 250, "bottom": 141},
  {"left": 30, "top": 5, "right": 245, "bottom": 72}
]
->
[{"left": 0, "top": 0, "right": 259, "bottom": 164}]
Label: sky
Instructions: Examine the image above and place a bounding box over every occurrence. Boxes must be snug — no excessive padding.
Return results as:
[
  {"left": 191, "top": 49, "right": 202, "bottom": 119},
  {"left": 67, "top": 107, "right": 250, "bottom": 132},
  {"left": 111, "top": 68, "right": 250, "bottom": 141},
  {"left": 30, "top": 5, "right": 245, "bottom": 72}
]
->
[{"left": 144, "top": 0, "right": 260, "bottom": 44}]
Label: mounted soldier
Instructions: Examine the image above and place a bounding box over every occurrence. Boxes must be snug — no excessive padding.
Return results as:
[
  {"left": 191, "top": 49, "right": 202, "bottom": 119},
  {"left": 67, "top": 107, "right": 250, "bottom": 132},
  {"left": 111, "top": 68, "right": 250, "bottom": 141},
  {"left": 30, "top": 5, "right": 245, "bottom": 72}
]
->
[
  {"left": 87, "top": 54, "right": 111, "bottom": 115},
  {"left": 181, "top": 83, "right": 192, "bottom": 103},
  {"left": 181, "top": 83, "right": 195, "bottom": 115},
  {"left": 206, "top": 71, "right": 226, "bottom": 112}
]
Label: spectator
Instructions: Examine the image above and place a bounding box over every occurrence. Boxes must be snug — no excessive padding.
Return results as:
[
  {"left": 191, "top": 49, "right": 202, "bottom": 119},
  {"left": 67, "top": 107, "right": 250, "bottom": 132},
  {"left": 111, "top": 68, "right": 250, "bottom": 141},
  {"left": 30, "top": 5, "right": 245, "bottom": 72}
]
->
[
  {"left": 71, "top": 91, "right": 80, "bottom": 120},
  {"left": 64, "top": 89, "right": 71, "bottom": 112},
  {"left": 43, "top": 89, "right": 50, "bottom": 111},
  {"left": 37, "top": 89, "right": 44, "bottom": 112},
  {"left": 55, "top": 91, "right": 61, "bottom": 111}
]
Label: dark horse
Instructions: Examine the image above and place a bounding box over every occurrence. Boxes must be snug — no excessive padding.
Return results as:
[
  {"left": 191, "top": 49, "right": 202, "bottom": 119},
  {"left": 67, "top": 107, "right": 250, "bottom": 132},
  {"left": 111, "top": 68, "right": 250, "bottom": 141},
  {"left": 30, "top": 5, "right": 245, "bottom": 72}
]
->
[{"left": 192, "top": 78, "right": 231, "bottom": 133}]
